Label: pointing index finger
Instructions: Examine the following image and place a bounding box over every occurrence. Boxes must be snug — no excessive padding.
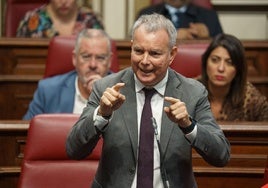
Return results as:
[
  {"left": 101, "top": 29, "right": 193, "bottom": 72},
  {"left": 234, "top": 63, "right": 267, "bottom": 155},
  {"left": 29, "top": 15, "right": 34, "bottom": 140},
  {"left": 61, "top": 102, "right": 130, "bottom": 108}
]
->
[
  {"left": 112, "top": 82, "right": 125, "bottom": 92},
  {"left": 164, "top": 96, "right": 180, "bottom": 104}
]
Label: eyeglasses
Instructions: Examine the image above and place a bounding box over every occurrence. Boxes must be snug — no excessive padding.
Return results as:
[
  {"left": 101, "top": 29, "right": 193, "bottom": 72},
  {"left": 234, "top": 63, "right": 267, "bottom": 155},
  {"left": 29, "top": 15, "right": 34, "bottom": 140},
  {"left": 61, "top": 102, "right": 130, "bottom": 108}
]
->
[{"left": 80, "top": 53, "right": 109, "bottom": 64}]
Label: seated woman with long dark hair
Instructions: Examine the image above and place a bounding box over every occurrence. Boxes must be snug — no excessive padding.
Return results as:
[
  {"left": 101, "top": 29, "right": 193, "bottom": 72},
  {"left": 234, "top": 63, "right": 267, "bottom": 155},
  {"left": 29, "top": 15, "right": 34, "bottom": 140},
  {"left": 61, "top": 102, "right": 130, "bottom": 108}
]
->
[{"left": 199, "top": 33, "right": 268, "bottom": 121}]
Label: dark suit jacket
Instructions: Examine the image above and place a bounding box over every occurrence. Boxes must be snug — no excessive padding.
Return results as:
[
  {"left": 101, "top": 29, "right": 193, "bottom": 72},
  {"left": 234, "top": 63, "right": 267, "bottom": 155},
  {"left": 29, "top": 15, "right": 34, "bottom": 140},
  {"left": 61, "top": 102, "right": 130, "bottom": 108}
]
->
[
  {"left": 66, "top": 68, "right": 230, "bottom": 188},
  {"left": 23, "top": 71, "right": 77, "bottom": 120},
  {"left": 137, "top": 3, "right": 223, "bottom": 37}
]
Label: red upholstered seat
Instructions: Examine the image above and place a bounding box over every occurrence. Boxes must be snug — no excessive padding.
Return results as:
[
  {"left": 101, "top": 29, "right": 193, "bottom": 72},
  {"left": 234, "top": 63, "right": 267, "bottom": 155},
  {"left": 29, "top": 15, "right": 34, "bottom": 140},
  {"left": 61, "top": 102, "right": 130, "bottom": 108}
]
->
[
  {"left": 18, "top": 114, "right": 102, "bottom": 188},
  {"left": 44, "top": 35, "right": 119, "bottom": 78},
  {"left": 5, "top": 0, "right": 48, "bottom": 37},
  {"left": 263, "top": 156, "right": 268, "bottom": 187},
  {"left": 170, "top": 43, "right": 209, "bottom": 78}
]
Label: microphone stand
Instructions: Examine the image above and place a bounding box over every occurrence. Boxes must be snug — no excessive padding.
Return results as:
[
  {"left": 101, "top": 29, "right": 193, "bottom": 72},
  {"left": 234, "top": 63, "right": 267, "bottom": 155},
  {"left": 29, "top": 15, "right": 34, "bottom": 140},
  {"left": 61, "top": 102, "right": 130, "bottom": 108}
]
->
[{"left": 151, "top": 117, "right": 170, "bottom": 188}]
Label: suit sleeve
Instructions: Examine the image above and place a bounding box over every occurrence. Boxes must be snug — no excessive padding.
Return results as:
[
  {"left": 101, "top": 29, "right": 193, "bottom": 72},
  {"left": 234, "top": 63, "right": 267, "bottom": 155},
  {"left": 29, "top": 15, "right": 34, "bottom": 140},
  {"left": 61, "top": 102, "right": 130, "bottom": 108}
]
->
[
  {"left": 22, "top": 81, "right": 46, "bottom": 120},
  {"left": 190, "top": 84, "right": 230, "bottom": 167}
]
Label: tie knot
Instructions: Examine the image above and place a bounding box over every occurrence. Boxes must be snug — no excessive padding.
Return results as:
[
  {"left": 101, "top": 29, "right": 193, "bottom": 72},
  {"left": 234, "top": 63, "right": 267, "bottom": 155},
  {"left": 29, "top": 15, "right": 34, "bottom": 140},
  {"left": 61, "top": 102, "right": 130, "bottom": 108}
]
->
[
  {"left": 143, "top": 88, "right": 156, "bottom": 100},
  {"left": 175, "top": 10, "right": 183, "bottom": 16},
  {"left": 172, "top": 11, "right": 183, "bottom": 28}
]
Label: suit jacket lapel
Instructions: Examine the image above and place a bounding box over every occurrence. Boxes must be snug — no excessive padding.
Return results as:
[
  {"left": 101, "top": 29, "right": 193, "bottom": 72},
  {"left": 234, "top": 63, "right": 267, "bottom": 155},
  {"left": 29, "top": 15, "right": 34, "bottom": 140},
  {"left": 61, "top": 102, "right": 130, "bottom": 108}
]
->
[
  {"left": 120, "top": 69, "right": 139, "bottom": 161},
  {"left": 160, "top": 69, "right": 183, "bottom": 156},
  {"left": 59, "top": 73, "right": 76, "bottom": 112}
]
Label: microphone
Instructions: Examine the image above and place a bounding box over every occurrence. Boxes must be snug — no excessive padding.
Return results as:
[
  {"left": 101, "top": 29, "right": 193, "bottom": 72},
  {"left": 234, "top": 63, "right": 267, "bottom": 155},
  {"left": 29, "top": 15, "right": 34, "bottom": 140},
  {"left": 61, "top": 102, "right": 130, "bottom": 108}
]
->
[{"left": 151, "top": 117, "right": 170, "bottom": 188}]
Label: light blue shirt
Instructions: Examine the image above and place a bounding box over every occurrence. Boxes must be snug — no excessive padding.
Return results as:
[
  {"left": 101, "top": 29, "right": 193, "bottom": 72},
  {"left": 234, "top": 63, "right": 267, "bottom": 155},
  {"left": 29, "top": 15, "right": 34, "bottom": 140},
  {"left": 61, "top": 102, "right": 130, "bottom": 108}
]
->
[{"left": 165, "top": 4, "right": 187, "bottom": 26}]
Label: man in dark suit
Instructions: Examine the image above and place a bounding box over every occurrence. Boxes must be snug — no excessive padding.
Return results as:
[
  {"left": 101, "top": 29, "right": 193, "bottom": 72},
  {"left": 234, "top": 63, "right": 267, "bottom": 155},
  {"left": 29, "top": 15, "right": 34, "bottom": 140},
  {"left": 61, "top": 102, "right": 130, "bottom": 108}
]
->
[
  {"left": 137, "top": 0, "right": 223, "bottom": 40},
  {"left": 66, "top": 13, "right": 230, "bottom": 187},
  {"left": 23, "top": 29, "right": 112, "bottom": 120}
]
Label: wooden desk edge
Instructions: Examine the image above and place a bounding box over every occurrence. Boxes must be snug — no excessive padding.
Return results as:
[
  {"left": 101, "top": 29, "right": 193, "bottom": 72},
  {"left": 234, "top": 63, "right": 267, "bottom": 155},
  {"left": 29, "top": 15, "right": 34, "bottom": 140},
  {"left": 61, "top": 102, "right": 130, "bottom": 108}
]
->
[
  {"left": 0, "top": 121, "right": 29, "bottom": 131},
  {"left": 219, "top": 121, "right": 268, "bottom": 132},
  {"left": 1, "top": 120, "right": 268, "bottom": 133}
]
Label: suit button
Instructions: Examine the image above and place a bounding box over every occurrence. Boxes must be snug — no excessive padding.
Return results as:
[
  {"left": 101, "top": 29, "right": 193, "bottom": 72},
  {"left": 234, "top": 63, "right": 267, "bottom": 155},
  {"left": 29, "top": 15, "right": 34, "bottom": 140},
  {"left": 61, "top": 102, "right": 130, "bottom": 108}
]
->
[{"left": 129, "top": 167, "right": 135, "bottom": 174}]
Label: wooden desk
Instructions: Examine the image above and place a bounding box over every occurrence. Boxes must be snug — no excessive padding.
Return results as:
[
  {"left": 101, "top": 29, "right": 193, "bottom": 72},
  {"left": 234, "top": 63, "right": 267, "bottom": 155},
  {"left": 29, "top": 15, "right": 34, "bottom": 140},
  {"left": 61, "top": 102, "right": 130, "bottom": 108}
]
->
[
  {"left": 0, "top": 38, "right": 267, "bottom": 119},
  {"left": 195, "top": 122, "right": 268, "bottom": 188},
  {"left": 0, "top": 121, "right": 267, "bottom": 188}
]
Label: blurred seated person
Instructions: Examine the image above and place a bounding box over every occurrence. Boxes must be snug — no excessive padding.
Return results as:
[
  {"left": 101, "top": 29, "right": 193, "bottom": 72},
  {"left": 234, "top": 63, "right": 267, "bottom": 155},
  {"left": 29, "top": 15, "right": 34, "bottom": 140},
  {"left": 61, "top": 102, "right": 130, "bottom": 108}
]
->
[
  {"left": 16, "top": 0, "right": 104, "bottom": 38},
  {"left": 137, "top": 0, "right": 222, "bottom": 40},
  {"left": 23, "top": 28, "right": 112, "bottom": 120},
  {"left": 199, "top": 33, "right": 268, "bottom": 121}
]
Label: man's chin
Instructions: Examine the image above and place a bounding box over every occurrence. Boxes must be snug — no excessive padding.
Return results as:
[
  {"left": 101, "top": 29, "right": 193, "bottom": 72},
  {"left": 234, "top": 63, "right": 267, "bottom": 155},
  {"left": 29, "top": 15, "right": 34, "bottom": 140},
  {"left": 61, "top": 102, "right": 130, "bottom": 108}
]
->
[{"left": 137, "top": 76, "right": 155, "bottom": 86}]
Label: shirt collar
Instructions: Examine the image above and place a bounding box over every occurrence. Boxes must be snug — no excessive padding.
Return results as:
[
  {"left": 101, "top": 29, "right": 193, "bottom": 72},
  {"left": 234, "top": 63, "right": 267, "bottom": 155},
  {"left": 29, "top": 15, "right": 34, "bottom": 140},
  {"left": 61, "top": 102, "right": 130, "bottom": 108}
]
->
[
  {"left": 75, "top": 76, "right": 87, "bottom": 103},
  {"left": 165, "top": 4, "right": 187, "bottom": 14}
]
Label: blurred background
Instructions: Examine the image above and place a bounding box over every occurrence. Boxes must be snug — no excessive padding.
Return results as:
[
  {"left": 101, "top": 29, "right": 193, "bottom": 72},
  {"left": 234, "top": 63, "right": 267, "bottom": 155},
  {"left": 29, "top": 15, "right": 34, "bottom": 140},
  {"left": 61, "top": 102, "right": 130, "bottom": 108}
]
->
[{"left": 0, "top": 0, "right": 268, "bottom": 40}]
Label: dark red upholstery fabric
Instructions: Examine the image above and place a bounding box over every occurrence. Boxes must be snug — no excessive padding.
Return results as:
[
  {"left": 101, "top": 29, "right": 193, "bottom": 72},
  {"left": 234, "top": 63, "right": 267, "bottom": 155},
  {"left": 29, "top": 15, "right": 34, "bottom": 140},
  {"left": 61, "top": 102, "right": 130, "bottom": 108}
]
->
[
  {"left": 44, "top": 36, "right": 76, "bottom": 78},
  {"left": 44, "top": 35, "right": 119, "bottom": 78},
  {"left": 5, "top": 0, "right": 48, "bottom": 37},
  {"left": 170, "top": 43, "right": 209, "bottom": 78},
  {"left": 18, "top": 114, "right": 102, "bottom": 188},
  {"left": 151, "top": 0, "right": 213, "bottom": 9},
  {"left": 263, "top": 156, "right": 268, "bottom": 187}
]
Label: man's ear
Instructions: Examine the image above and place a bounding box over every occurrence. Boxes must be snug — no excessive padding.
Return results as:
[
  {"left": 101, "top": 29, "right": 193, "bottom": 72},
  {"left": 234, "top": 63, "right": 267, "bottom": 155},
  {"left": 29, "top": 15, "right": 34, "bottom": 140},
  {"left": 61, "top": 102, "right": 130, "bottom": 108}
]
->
[
  {"left": 130, "top": 39, "right": 133, "bottom": 48},
  {"left": 108, "top": 52, "right": 113, "bottom": 68},
  {"left": 169, "top": 46, "right": 178, "bottom": 66},
  {"left": 72, "top": 50, "right": 77, "bottom": 67}
]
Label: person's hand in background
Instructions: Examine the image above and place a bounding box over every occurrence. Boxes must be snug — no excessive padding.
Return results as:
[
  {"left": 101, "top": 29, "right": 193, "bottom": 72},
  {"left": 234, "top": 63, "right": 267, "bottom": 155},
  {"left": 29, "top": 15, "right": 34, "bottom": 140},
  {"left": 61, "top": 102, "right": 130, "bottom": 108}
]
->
[{"left": 177, "top": 23, "right": 209, "bottom": 39}]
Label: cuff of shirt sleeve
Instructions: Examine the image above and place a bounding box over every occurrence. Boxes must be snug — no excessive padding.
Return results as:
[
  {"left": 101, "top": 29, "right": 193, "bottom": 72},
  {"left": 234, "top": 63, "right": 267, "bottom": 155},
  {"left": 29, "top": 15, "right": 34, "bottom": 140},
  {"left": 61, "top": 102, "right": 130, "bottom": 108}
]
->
[
  {"left": 93, "top": 106, "right": 112, "bottom": 132},
  {"left": 180, "top": 117, "right": 197, "bottom": 144},
  {"left": 184, "top": 125, "right": 197, "bottom": 144}
]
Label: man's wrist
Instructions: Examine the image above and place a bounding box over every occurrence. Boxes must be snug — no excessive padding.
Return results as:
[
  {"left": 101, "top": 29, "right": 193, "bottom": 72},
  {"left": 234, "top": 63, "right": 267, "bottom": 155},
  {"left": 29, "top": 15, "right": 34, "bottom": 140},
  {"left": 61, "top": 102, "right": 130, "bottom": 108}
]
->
[
  {"left": 102, "top": 115, "right": 111, "bottom": 120},
  {"left": 97, "top": 109, "right": 111, "bottom": 120},
  {"left": 180, "top": 117, "right": 196, "bottom": 134}
]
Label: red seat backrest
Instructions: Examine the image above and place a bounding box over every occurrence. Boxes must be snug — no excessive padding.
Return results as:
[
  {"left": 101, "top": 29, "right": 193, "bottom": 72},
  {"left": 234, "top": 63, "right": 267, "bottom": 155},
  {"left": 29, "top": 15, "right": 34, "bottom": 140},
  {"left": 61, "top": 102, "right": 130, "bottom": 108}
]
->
[
  {"left": 170, "top": 42, "right": 209, "bottom": 78},
  {"left": 151, "top": 0, "right": 213, "bottom": 9},
  {"left": 18, "top": 114, "right": 103, "bottom": 188},
  {"left": 44, "top": 35, "right": 119, "bottom": 78},
  {"left": 5, "top": 0, "right": 48, "bottom": 37},
  {"left": 263, "top": 156, "right": 268, "bottom": 187}
]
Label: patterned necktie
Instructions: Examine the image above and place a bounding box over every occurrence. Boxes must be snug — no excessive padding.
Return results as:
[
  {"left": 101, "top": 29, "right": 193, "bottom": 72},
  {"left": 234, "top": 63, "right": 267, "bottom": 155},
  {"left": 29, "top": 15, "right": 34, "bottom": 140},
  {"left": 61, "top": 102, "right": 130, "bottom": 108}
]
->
[{"left": 137, "top": 88, "right": 156, "bottom": 188}]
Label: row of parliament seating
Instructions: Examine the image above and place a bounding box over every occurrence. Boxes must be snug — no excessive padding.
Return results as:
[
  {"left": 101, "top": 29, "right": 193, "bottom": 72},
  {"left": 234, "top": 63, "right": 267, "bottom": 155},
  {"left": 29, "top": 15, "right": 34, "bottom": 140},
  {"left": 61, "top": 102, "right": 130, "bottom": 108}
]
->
[
  {"left": 0, "top": 117, "right": 268, "bottom": 187},
  {"left": 13, "top": 114, "right": 268, "bottom": 188},
  {"left": 0, "top": 38, "right": 267, "bottom": 120},
  {"left": 46, "top": 37, "right": 266, "bottom": 83},
  {"left": 45, "top": 35, "right": 204, "bottom": 78}
]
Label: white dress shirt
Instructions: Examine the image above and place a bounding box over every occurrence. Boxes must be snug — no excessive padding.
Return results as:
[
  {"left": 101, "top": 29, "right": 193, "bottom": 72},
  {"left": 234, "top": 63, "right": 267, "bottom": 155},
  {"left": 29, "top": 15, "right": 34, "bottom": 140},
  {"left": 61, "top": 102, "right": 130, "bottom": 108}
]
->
[{"left": 73, "top": 76, "right": 87, "bottom": 114}]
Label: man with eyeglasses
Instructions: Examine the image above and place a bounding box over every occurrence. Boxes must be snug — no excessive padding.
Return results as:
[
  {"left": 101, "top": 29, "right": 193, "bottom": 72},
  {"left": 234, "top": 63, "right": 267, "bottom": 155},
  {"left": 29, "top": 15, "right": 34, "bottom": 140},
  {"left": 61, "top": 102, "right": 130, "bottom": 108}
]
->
[{"left": 23, "top": 29, "right": 113, "bottom": 120}]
